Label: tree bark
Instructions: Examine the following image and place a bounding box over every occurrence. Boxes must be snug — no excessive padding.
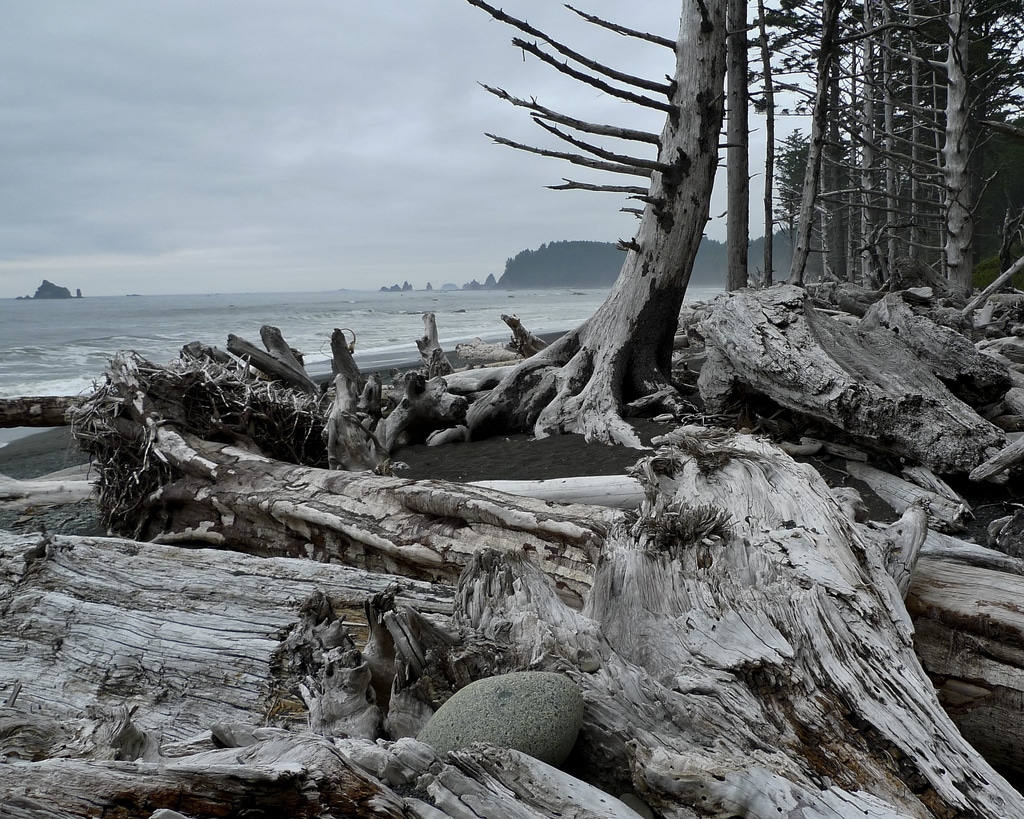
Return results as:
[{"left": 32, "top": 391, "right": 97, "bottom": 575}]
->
[{"left": 941, "top": 0, "right": 975, "bottom": 295}]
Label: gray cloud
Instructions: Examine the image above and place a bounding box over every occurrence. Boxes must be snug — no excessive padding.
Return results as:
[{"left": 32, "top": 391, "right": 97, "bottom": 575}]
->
[{"left": 0, "top": 2, "right": 758, "bottom": 298}]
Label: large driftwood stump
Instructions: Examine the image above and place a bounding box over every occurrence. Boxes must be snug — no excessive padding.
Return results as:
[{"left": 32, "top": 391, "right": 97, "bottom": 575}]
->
[
  {"left": 698, "top": 284, "right": 1007, "bottom": 474},
  {"left": 416, "top": 312, "right": 454, "bottom": 379}
]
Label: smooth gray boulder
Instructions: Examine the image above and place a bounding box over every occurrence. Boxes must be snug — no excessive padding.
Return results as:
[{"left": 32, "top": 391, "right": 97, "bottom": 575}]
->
[{"left": 417, "top": 671, "right": 584, "bottom": 766}]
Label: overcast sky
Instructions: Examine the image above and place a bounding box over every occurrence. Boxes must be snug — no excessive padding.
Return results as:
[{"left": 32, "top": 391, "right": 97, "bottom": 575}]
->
[{"left": 0, "top": 2, "right": 775, "bottom": 299}]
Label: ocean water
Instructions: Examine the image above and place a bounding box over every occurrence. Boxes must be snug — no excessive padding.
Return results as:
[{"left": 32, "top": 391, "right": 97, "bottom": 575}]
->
[{"left": 0, "top": 285, "right": 723, "bottom": 400}]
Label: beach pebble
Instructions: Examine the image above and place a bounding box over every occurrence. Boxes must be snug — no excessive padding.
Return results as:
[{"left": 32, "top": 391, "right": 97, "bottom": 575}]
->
[{"left": 417, "top": 671, "right": 584, "bottom": 766}]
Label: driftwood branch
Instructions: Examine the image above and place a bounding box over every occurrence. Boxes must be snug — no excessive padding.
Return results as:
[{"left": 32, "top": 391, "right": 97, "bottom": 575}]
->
[
  {"left": 227, "top": 328, "right": 319, "bottom": 396},
  {"left": 962, "top": 251, "right": 1024, "bottom": 316}
]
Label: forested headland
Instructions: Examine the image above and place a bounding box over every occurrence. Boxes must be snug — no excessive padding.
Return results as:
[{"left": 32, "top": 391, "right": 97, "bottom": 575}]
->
[{"left": 497, "top": 236, "right": 793, "bottom": 289}]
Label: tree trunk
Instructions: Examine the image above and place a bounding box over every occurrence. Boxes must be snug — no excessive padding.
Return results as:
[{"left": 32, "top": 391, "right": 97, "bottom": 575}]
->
[
  {"left": 757, "top": 0, "right": 775, "bottom": 286},
  {"left": 942, "top": 0, "right": 975, "bottom": 294},
  {"left": 416, "top": 312, "right": 454, "bottom": 379},
  {"left": 467, "top": 1, "right": 728, "bottom": 447},
  {"left": 726, "top": 0, "right": 749, "bottom": 291},
  {"left": 788, "top": 0, "right": 843, "bottom": 285}
]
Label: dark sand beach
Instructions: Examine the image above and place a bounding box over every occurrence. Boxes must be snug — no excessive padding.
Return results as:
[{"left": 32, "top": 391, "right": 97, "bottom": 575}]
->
[{"left": 0, "top": 420, "right": 666, "bottom": 538}]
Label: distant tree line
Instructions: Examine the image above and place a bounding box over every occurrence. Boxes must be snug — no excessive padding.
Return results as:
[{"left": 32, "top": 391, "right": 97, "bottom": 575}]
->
[{"left": 497, "top": 238, "right": 793, "bottom": 289}]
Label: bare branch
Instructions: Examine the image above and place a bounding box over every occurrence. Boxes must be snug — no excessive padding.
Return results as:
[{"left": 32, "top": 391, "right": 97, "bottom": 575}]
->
[
  {"left": 465, "top": 0, "right": 672, "bottom": 95},
  {"left": 531, "top": 117, "right": 668, "bottom": 173},
  {"left": 984, "top": 120, "right": 1024, "bottom": 142},
  {"left": 484, "top": 133, "right": 654, "bottom": 178},
  {"left": 481, "top": 84, "right": 661, "bottom": 146},
  {"left": 511, "top": 38, "right": 674, "bottom": 115},
  {"left": 547, "top": 179, "right": 650, "bottom": 195},
  {"left": 563, "top": 4, "right": 677, "bottom": 50}
]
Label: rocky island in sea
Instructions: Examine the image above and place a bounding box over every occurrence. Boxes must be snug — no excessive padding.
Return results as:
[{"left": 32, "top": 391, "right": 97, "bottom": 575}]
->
[{"left": 16, "top": 279, "right": 83, "bottom": 300}]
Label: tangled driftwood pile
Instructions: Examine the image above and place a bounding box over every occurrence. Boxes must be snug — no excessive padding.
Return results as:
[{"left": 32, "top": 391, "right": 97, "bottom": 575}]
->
[{"left": 3, "top": 280, "right": 1024, "bottom": 817}]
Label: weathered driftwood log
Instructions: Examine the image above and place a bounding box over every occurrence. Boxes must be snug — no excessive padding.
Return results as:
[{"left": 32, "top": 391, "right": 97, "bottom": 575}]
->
[
  {"left": 0, "top": 472, "right": 94, "bottom": 510},
  {"left": 454, "top": 337, "right": 522, "bottom": 365},
  {"left": 9, "top": 430, "right": 1024, "bottom": 814},
  {"left": 471, "top": 475, "right": 644, "bottom": 509},
  {"left": 502, "top": 313, "right": 549, "bottom": 357},
  {"left": 416, "top": 312, "right": 454, "bottom": 379},
  {"left": 329, "top": 326, "right": 365, "bottom": 392},
  {"left": 325, "top": 373, "right": 388, "bottom": 471},
  {"left": 970, "top": 434, "right": 1024, "bottom": 482},
  {"left": 0, "top": 395, "right": 78, "bottom": 428},
  {"left": 69, "top": 351, "right": 330, "bottom": 496},
  {"left": 227, "top": 325, "right": 319, "bottom": 396},
  {"left": 862, "top": 293, "right": 1011, "bottom": 406},
  {"left": 910, "top": 535, "right": 1024, "bottom": 778},
  {"left": 382, "top": 371, "right": 468, "bottom": 453},
  {"left": 698, "top": 284, "right": 1006, "bottom": 474},
  {"left": 846, "top": 460, "right": 970, "bottom": 533},
  {"left": 442, "top": 364, "right": 518, "bottom": 394},
  {"left": 0, "top": 729, "right": 415, "bottom": 818},
  {"left": 0, "top": 530, "right": 452, "bottom": 749}
]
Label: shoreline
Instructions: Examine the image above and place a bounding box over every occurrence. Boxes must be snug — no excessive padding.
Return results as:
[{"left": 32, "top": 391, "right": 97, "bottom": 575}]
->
[{"left": 0, "top": 330, "right": 571, "bottom": 480}]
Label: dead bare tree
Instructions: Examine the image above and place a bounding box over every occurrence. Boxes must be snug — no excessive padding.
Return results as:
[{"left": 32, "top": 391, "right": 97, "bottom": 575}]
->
[
  {"left": 726, "top": 0, "right": 751, "bottom": 291},
  {"left": 464, "top": 0, "right": 727, "bottom": 447}
]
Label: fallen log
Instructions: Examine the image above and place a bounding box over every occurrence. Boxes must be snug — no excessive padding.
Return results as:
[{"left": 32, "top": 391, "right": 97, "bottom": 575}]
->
[
  {"left": 454, "top": 337, "right": 522, "bottom": 365},
  {"left": 0, "top": 530, "right": 452, "bottom": 749},
  {"left": 227, "top": 326, "right": 319, "bottom": 396},
  {"left": 698, "top": 284, "right": 1006, "bottom": 474},
  {"left": 862, "top": 293, "right": 1011, "bottom": 406},
  {"left": 910, "top": 536, "right": 1024, "bottom": 777},
  {"left": 0, "top": 395, "right": 78, "bottom": 428},
  {"left": 470, "top": 474, "right": 644, "bottom": 509},
  {"left": 846, "top": 460, "right": 970, "bottom": 532},
  {"left": 970, "top": 435, "right": 1024, "bottom": 482},
  {"left": 0, "top": 472, "right": 94, "bottom": 510}
]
